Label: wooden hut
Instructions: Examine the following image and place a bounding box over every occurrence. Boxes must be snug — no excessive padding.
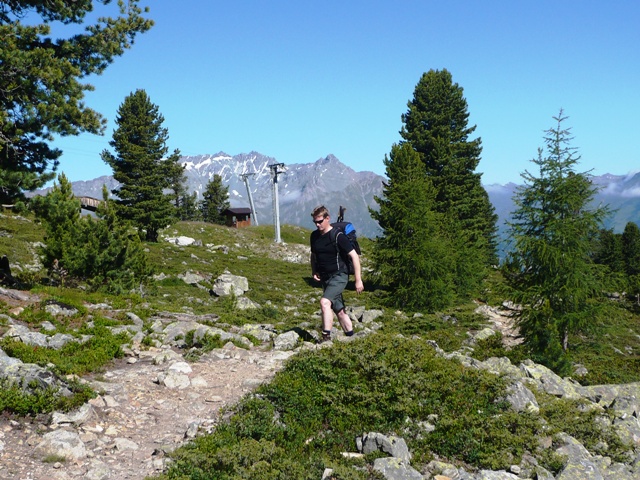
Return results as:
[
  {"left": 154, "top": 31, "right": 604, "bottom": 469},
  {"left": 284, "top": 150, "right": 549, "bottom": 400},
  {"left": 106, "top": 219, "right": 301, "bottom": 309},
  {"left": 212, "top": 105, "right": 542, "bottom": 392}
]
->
[
  {"left": 77, "top": 196, "right": 103, "bottom": 212},
  {"left": 223, "top": 207, "right": 252, "bottom": 228}
]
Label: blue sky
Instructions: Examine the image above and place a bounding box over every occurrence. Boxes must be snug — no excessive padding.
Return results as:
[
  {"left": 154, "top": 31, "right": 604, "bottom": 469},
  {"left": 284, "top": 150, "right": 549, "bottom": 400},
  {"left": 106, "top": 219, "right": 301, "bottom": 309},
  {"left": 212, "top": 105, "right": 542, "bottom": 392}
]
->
[{"left": 52, "top": 0, "right": 639, "bottom": 185}]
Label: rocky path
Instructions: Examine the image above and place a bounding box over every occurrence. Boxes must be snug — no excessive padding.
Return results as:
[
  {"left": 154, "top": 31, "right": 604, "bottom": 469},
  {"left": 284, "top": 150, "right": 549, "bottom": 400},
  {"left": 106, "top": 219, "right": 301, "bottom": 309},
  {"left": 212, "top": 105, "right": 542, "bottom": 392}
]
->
[{"left": 0, "top": 343, "right": 295, "bottom": 480}]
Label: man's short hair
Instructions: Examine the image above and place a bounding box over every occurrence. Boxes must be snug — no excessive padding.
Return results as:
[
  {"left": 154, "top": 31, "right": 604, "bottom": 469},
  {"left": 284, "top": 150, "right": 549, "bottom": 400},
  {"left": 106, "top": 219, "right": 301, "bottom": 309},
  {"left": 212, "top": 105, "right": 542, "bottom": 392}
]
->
[{"left": 311, "top": 205, "right": 329, "bottom": 218}]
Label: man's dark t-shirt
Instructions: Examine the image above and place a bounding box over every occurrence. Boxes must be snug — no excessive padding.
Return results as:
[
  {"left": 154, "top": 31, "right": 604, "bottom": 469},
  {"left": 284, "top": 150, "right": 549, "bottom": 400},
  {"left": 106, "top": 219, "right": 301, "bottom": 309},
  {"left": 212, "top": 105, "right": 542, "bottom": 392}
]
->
[{"left": 311, "top": 228, "right": 354, "bottom": 276}]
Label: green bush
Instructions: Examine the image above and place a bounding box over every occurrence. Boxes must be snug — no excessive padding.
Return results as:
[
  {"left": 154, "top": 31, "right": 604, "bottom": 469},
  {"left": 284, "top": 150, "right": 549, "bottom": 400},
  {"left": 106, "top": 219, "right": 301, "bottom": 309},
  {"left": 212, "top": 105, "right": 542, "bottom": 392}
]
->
[
  {"left": 161, "top": 335, "right": 545, "bottom": 477},
  {"left": 31, "top": 176, "right": 152, "bottom": 293},
  {"left": 183, "top": 331, "right": 225, "bottom": 362},
  {"left": 0, "top": 325, "right": 127, "bottom": 376},
  {"left": 0, "top": 377, "right": 95, "bottom": 416}
]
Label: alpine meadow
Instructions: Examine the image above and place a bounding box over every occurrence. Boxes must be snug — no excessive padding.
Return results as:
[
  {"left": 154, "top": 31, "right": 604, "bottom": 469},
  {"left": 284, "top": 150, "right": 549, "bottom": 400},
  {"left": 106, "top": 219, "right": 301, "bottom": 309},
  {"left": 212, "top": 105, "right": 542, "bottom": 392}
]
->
[{"left": 2, "top": 2, "right": 640, "bottom": 480}]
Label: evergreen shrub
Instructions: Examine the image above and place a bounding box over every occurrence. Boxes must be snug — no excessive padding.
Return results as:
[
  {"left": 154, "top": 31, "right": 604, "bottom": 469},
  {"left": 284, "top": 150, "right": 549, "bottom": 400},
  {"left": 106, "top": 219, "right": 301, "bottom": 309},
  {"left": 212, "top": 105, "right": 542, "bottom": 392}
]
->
[{"left": 161, "top": 335, "right": 548, "bottom": 478}]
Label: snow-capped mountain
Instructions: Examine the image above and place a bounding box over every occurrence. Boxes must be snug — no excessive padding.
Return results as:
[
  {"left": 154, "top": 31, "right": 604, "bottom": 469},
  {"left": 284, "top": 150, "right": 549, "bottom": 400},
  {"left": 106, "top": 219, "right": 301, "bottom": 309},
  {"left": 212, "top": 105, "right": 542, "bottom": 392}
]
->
[
  {"left": 54, "top": 151, "right": 640, "bottom": 241},
  {"left": 65, "top": 152, "right": 386, "bottom": 238}
]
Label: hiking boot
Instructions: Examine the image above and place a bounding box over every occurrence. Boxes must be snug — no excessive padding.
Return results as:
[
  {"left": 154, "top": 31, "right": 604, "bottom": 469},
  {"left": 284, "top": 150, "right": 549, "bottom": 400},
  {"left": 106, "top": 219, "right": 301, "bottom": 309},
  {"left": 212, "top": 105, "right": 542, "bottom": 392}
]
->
[{"left": 320, "top": 331, "right": 332, "bottom": 343}]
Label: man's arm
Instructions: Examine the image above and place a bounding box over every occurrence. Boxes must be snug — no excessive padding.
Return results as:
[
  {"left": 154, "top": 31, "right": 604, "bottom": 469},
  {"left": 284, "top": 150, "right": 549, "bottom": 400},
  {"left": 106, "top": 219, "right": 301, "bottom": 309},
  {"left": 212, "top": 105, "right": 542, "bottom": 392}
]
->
[
  {"left": 348, "top": 250, "right": 364, "bottom": 294},
  {"left": 310, "top": 252, "right": 320, "bottom": 282}
]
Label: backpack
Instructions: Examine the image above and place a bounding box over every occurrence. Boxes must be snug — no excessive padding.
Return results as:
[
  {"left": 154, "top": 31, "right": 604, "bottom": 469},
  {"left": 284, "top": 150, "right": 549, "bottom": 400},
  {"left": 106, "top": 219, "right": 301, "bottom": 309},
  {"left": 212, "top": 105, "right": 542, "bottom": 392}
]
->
[{"left": 329, "top": 221, "right": 361, "bottom": 275}]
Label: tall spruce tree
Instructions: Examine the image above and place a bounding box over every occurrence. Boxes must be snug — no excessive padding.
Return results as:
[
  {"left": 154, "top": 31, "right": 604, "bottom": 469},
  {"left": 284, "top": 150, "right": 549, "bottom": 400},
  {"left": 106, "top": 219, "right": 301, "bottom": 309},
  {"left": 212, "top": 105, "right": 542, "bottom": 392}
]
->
[
  {"left": 400, "top": 69, "right": 498, "bottom": 267},
  {"left": 371, "top": 143, "right": 457, "bottom": 310},
  {"left": 0, "top": 1, "right": 152, "bottom": 204},
  {"left": 505, "top": 111, "right": 607, "bottom": 373},
  {"left": 101, "top": 89, "right": 181, "bottom": 242},
  {"left": 200, "top": 174, "right": 230, "bottom": 224}
]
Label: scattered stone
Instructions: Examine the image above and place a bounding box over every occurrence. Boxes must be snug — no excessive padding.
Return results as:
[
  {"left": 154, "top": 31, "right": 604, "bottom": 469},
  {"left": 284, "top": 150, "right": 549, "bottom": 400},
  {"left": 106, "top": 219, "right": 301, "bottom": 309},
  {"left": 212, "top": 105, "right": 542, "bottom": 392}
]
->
[
  {"left": 158, "top": 370, "right": 191, "bottom": 389},
  {"left": 178, "top": 271, "right": 207, "bottom": 285},
  {"left": 166, "top": 236, "right": 197, "bottom": 246},
  {"left": 114, "top": 437, "right": 139, "bottom": 451},
  {"left": 41, "top": 321, "right": 56, "bottom": 332},
  {"left": 211, "top": 272, "right": 249, "bottom": 297},
  {"left": 236, "top": 296, "right": 260, "bottom": 309},
  {"left": 84, "top": 460, "right": 111, "bottom": 480},
  {"left": 168, "top": 361, "right": 193, "bottom": 374},
  {"left": 184, "top": 422, "right": 199, "bottom": 439},
  {"left": 322, "top": 468, "right": 334, "bottom": 480},
  {"left": 44, "top": 302, "right": 78, "bottom": 317},
  {"left": 360, "top": 432, "right": 411, "bottom": 463},
  {"left": 373, "top": 457, "right": 423, "bottom": 479},
  {"left": 273, "top": 330, "right": 300, "bottom": 351},
  {"left": 34, "top": 429, "right": 87, "bottom": 461},
  {"left": 50, "top": 404, "right": 95, "bottom": 426}
]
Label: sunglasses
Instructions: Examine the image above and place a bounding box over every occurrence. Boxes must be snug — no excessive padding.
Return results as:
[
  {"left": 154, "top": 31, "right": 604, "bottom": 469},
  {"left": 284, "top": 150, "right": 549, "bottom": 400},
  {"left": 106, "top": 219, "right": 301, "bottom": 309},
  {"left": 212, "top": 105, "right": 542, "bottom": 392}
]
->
[{"left": 313, "top": 217, "right": 326, "bottom": 224}]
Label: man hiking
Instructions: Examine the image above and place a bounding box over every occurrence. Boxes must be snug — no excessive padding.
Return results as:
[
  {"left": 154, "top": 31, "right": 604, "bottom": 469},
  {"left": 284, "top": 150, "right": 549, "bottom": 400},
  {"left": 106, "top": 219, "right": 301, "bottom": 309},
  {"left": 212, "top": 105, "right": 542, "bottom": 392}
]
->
[{"left": 309, "top": 205, "right": 364, "bottom": 342}]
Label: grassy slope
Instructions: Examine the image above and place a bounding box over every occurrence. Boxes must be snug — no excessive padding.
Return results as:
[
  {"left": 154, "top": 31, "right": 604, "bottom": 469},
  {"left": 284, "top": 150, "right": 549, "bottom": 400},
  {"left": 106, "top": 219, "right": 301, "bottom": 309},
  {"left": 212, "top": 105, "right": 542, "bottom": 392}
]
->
[{"left": 1, "top": 211, "right": 640, "bottom": 478}]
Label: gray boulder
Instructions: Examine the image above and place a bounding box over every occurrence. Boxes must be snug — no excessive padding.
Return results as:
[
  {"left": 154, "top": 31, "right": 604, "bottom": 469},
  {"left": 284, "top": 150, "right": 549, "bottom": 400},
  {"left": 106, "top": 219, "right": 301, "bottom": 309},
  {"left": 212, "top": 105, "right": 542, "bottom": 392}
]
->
[
  {"left": 273, "top": 331, "right": 300, "bottom": 351},
  {"left": 520, "top": 360, "right": 585, "bottom": 399},
  {"left": 359, "top": 432, "right": 411, "bottom": 463},
  {"left": 476, "top": 471, "right": 521, "bottom": 479},
  {"left": 166, "top": 235, "right": 197, "bottom": 246},
  {"left": 34, "top": 429, "right": 87, "bottom": 461},
  {"left": 372, "top": 457, "right": 422, "bottom": 480},
  {"left": 51, "top": 403, "right": 96, "bottom": 426},
  {"left": 236, "top": 296, "right": 260, "bottom": 310},
  {"left": 238, "top": 324, "right": 277, "bottom": 343},
  {"left": 84, "top": 460, "right": 112, "bottom": 480},
  {"left": 178, "top": 271, "right": 207, "bottom": 285},
  {"left": 211, "top": 272, "right": 249, "bottom": 297},
  {"left": 44, "top": 303, "right": 78, "bottom": 317},
  {"left": 505, "top": 381, "right": 540, "bottom": 413},
  {"left": 361, "top": 309, "right": 384, "bottom": 324},
  {"left": 162, "top": 320, "right": 251, "bottom": 348}
]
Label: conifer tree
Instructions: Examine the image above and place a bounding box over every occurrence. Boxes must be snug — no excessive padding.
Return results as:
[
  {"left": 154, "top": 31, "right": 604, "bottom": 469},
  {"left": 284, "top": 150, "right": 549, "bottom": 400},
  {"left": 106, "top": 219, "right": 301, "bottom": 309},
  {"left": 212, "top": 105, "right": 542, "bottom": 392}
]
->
[
  {"left": 591, "top": 228, "right": 626, "bottom": 293},
  {"left": 400, "top": 69, "right": 498, "bottom": 267},
  {"left": 622, "top": 222, "right": 640, "bottom": 277},
  {"left": 30, "top": 173, "right": 81, "bottom": 273},
  {"left": 0, "top": 1, "right": 152, "bottom": 204},
  {"left": 31, "top": 177, "right": 150, "bottom": 292},
  {"left": 371, "top": 143, "right": 457, "bottom": 310},
  {"left": 81, "top": 187, "right": 152, "bottom": 293},
  {"left": 101, "top": 89, "right": 181, "bottom": 242},
  {"left": 505, "top": 111, "right": 607, "bottom": 373},
  {"left": 593, "top": 228, "right": 624, "bottom": 273},
  {"left": 200, "top": 174, "right": 230, "bottom": 224},
  {"left": 622, "top": 222, "right": 640, "bottom": 302},
  {"left": 178, "top": 191, "right": 202, "bottom": 221}
]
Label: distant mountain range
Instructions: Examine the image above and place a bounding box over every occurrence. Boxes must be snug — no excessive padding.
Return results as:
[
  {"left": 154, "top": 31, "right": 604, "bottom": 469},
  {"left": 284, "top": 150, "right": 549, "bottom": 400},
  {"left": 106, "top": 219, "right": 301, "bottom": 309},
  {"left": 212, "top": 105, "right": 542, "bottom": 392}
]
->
[
  {"left": 60, "top": 152, "right": 385, "bottom": 238},
  {"left": 49, "top": 152, "right": 640, "bottom": 241}
]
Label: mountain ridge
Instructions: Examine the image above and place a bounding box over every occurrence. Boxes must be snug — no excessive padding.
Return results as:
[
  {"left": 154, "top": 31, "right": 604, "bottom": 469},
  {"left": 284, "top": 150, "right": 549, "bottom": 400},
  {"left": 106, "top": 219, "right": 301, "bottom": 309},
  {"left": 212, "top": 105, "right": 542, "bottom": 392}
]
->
[{"left": 46, "top": 153, "right": 640, "bottom": 239}]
